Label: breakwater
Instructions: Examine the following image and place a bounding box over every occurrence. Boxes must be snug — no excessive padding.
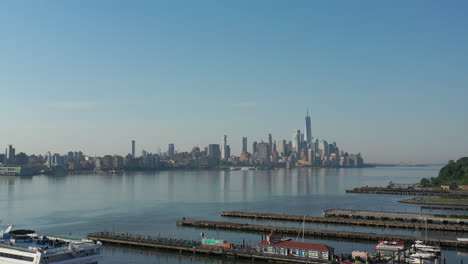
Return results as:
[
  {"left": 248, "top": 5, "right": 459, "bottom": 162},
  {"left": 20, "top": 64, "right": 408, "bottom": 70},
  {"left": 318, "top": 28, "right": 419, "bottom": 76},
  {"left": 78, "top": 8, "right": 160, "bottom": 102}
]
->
[
  {"left": 177, "top": 219, "right": 468, "bottom": 249},
  {"left": 87, "top": 232, "right": 331, "bottom": 264},
  {"left": 221, "top": 211, "right": 468, "bottom": 232}
]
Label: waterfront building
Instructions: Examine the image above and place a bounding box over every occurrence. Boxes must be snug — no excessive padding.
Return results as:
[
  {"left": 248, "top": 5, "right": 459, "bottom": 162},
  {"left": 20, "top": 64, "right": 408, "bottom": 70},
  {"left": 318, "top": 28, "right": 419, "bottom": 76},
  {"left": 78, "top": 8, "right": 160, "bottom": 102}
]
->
[
  {"left": 5, "top": 145, "right": 15, "bottom": 164},
  {"left": 305, "top": 108, "right": 312, "bottom": 146},
  {"left": 207, "top": 144, "right": 221, "bottom": 159},
  {"left": 221, "top": 135, "right": 228, "bottom": 160},
  {"left": 256, "top": 234, "right": 334, "bottom": 260},
  {"left": 168, "top": 144, "right": 175, "bottom": 156},
  {"left": 0, "top": 166, "right": 33, "bottom": 176},
  {"left": 131, "top": 140, "right": 136, "bottom": 158},
  {"left": 242, "top": 137, "right": 248, "bottom": 154}
]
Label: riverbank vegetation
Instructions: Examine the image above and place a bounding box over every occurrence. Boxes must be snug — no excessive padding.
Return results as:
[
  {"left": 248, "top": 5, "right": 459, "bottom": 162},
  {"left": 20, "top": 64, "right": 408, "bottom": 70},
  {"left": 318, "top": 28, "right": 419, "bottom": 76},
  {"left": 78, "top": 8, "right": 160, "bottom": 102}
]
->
[{"left": 419, "top": 157, "right": 468, "bottom": 186}]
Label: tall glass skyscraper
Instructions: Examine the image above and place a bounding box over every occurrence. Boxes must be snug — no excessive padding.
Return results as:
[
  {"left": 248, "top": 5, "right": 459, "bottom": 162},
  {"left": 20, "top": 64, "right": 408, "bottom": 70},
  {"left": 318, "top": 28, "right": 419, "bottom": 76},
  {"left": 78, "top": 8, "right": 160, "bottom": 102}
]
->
[{"left": 305, "top": 108, "right": 312, "bottom": 146}]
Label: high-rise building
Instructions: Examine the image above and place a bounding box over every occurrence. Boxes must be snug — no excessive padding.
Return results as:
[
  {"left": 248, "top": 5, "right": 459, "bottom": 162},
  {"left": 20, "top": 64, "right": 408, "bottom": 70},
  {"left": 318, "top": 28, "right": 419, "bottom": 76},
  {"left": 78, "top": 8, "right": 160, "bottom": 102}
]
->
[
  {"left": 277, "top": 140, "right": 287, "bottom": 156},
  {"left": 252, "top": 141, "right": 258, "bottom": 154},
  {"left": 242, "top": 137, "right": 248, "bottom": 154},
  {"left": 221, "top": 135, "right": 228, "bottom": 160},
  {"left": 305, "top": 108, "right": 312, "bottom": 146},
  {"left": 292, "top": 130, "right": 301, "bottom": 152},
  {"left": 5, "top": 145, "right": 15, "bottom": 164},
  {"left": 318, "top": 140, "right": 329, "bottom": 157},
  {"left": 168, "top": 144, "right": 175, "bottom": 156},
  {"left": 131, "top": 140, "right": 136, "bottom": 158},
  {"left": 207, "top": 144, "right": 221, "bottom": 159},
  {"left": 256, "top": 142, "right": 269, "bottom": 161}
]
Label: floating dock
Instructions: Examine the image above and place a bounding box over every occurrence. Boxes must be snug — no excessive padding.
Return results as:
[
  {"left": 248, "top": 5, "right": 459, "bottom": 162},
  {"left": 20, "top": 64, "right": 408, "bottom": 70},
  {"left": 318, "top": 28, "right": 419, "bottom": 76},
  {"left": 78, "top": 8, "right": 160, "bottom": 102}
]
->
[
  {"left": 221, "top": 211, "right": 468, "bottom": 232},
  {"left": 324, "top": 209, "right": 467, "bottom": 225},
  {"left": 177, "top": 219, "right": 468, "bottom": 249},
  {"left": 346, "top": 187, "right": 468, "bottom": 198},
  {"left": 87, "top": 232, "right": 332, "bottom": 264}
]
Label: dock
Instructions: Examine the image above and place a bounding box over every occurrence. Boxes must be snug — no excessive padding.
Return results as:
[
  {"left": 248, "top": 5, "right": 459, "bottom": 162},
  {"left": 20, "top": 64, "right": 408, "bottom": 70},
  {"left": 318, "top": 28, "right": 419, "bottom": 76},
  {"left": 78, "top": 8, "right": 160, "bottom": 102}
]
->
[
  {"left": 346, "top": 187, "right": 468, "bottom": 198},
  {"left": 221, "top": 211, "right": 468, "bottom": 232},
  {"left": 87, "top": 232, "right": 331, "bottom": 263},
  {"left": 421, "top": 205, "right": 468, "bottom": 211},
  {"left": 324, "top": 209, "right": 467, "bottom": 225},
  {"left": 177, "top": 219, "right": 468, "bottom": 249}
]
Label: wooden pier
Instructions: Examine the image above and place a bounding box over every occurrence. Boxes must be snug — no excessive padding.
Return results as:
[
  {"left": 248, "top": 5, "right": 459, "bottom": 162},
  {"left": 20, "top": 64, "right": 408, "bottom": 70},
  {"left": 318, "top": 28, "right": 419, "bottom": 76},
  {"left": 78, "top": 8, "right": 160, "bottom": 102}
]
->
[
  {"left": 324, "top": 209, "right": 467, "bottom": 225},
  {"left": 221, "top": 211, "right": 468, "bottom": 232},
  {"left": 177, "top": 219, "right": 468, "bottom": 249},
  {"left": 87, "top": 232, "right": 331, "bottom": 263},
  {"left": 346, "top": 187, "right": 468, "bottom": 198}
]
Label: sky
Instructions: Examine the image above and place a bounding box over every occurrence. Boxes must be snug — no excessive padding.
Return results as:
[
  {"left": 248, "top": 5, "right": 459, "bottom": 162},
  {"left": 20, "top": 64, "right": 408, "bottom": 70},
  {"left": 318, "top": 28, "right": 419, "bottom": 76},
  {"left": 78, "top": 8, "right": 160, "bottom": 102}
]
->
[{"left": 0, "top": 0, "right": 467, "bottom": 164}]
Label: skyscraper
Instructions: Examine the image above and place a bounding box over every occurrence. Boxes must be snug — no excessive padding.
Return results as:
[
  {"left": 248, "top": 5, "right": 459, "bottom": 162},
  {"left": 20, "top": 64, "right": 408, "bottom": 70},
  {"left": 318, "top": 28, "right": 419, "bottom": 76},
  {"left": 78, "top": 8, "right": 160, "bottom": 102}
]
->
[
  {"left": 221, "top": 135, "right": 228, "bottom": 160},
  {"left": 252, "top": 141, "right": 258, "bottom": 154},
  {"left": 131, "top": 140, "right": 136, "bottom": 158},
  {"left": 242, "top": 137, "right": 248, "bottom": 153},
  {"left": 292, "top": 130, "right": 301, "bottom": 152},
  {"left": 5, "top": 145, "right": 15, "bottom": 164},
  {"left": 168, "top": 144, "right": 175, "bottom": 156},
  {"left": 305, "top": 108, "right": 312, "bottom": 146},
  {"left": 207, "top": 144, "right": 221, "bottom": 159}
]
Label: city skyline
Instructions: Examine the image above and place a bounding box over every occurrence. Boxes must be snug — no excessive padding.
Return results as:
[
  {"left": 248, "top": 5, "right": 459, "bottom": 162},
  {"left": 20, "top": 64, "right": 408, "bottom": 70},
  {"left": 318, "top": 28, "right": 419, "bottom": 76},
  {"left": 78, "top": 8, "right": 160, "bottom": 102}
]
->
[{"left": 1, "top": 1, "right": 467, "bottom": 163}]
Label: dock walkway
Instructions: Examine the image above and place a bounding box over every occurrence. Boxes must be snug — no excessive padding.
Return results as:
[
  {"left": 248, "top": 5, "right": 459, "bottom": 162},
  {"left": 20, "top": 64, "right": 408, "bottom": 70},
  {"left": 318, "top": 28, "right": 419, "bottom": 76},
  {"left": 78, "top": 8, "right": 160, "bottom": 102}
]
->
[
  {"left": 221, "top": 211, "right": 468, "bottom": 232},
  {"left": 324, "top": 209, "right": 467, "bottom": 225},
  {"left": 87, "top": 232, "right": 331, "bottom": 264},
  {"left": 346, "top": 187, "right": 468, "bottom": 198},
  {"left": 177, "top": 219, "right": 468, "bottom": 249}
]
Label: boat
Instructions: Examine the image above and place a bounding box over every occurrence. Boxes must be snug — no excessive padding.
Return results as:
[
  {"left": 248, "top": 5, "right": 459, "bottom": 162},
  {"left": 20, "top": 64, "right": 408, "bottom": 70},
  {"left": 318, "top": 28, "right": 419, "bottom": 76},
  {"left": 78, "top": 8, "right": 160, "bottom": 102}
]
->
[
  {"left": 406, "top": 257, "right": 431, "bottom": 264},
  {"left": 457, "top": 237, "right": 468, "bottom": 242},
  {"left": 411, "top": 240, "right": 441, "bottom": 253},
  {"left": 0, "top": 225, "right": 103, "bottom": 263},
  {"left": 375, "top": 240, "right": 405, "bottom": 252},
  {"left": 410, "top": 251, "right": 436, "bottom": 259}
]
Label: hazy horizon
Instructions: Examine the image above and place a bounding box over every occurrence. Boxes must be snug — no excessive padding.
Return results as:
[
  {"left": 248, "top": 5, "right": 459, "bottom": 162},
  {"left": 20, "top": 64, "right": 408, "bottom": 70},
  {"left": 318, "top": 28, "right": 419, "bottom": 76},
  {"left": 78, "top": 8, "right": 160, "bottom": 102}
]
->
[{"left": 1, "top": 0, "right": 467, "bottom": 164}]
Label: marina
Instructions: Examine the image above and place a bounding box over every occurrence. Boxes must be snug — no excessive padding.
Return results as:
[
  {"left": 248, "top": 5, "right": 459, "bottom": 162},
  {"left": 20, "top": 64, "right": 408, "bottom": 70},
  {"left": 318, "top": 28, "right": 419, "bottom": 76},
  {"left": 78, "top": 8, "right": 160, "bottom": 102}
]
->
[
  {"left": 176, "top": 219, "right": 468, "bottom": 249},
  {"left": 221, "top": 211, "right": 468, "bottom": 232}
]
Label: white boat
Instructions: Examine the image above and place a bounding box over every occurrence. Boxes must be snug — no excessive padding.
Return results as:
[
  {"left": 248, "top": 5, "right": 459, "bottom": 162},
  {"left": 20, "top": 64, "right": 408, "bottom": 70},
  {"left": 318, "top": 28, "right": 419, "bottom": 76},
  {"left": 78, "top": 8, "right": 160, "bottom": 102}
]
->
[
  {"left": 457, "top": 237, "right": 468, "bottom": 242},
  {"left": 0, "top": 225, "right": 102, "bottom": 264},
  {"left": 411, "top": 240, "right": 441, "bottom": 252},
  {"left": 406, "top": 257, "right": 431, "bottom": 264},
  {"left": 410, "top": 251, "right": 436, "bottom": 259}
]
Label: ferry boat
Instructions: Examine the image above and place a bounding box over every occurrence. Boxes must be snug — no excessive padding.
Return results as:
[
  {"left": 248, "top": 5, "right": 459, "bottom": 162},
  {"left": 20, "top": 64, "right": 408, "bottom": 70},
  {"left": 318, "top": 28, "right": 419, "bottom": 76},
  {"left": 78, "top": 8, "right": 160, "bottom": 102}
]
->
[{"left": 0, "top": 225, "right": 102, "bottom": 264}]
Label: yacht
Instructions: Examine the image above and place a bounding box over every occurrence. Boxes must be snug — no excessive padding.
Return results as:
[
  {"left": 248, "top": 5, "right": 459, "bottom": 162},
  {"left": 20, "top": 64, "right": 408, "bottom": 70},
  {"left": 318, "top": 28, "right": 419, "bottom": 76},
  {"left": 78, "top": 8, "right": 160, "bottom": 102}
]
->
[{"left": 0, "top": 225, "right": 102, "bottom": 264}]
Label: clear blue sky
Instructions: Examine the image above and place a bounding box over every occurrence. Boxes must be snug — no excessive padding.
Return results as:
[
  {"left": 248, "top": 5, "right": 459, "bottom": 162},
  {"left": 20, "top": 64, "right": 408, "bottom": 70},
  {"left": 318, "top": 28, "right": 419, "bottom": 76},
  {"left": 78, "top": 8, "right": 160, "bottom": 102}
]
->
[{"left": 1, "top": 0, "right": 467, "bottom": 163}]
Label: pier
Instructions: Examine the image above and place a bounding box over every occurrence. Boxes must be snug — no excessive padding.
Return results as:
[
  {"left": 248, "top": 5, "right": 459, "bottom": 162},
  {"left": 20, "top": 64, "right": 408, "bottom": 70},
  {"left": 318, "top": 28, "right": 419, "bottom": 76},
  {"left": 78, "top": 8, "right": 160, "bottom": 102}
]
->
[
  {"left": 177, "top": 219, "right": 468, "bottom": 249},
  {"left": 87, "top": 232, "right": 332, "bottom": 263},
  {"left": 346, "top": 187, "right": 468, "bottom": 198},
  {"left": 324, "top": 209, "right": 467, "bottom": 225},
  {"left": 221, "top": 211, "right": 468, "bottom": 232},
  {"left": 421, "top": 205, "right": 468, "bottom": 211}
]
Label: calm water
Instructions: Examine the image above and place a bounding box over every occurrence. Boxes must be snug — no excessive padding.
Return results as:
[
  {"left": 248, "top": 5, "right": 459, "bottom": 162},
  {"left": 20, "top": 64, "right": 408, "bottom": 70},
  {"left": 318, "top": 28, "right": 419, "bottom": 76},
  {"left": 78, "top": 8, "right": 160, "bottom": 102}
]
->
[{"left": 0, "top": 166, "right": 466, "bottom": 263}]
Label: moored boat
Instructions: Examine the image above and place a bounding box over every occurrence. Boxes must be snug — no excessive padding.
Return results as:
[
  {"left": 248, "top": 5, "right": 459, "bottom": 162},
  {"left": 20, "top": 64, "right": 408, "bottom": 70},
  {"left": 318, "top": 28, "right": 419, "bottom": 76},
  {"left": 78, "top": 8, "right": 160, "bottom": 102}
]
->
[{"left": 0, "top": 225, "right": 102, "bottom": 264}]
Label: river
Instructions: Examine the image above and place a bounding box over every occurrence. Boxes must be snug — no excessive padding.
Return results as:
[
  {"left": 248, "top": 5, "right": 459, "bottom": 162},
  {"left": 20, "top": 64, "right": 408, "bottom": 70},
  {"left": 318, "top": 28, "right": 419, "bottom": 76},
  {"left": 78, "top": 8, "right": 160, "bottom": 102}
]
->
[{"left": 0, "top": 166, "right": 466, "bottom": 263}]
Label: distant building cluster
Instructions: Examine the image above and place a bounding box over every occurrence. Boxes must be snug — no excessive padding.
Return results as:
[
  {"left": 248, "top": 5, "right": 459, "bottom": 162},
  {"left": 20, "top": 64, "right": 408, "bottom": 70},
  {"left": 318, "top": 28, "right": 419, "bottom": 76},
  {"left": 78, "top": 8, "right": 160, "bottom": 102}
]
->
[{"left": 0, "top": 110, "right": 364, "bottom": 174}]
